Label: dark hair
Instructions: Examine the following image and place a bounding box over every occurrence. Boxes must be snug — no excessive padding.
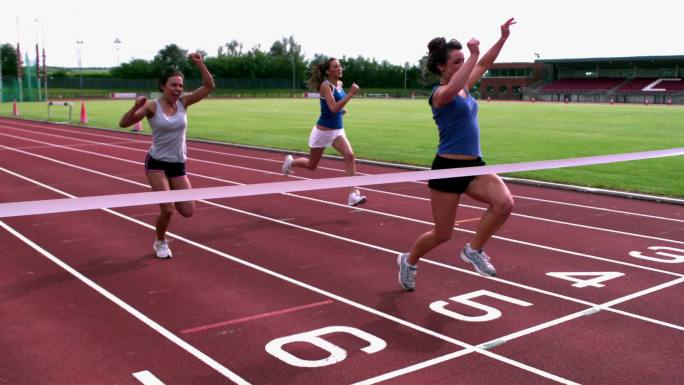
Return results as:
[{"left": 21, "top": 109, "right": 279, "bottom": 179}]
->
[
  {"left": 158, "top": 69, "right": 184, "bottom": 91},
  {"left": 307, "top": 57, "right": 337, "bottom": 91},
  {"left": 426, "top": 37, "right": 462, "bottom": 75}
]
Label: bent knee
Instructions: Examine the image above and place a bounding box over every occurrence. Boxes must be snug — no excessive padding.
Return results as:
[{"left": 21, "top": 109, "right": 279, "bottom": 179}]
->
[
  {"left": 179, "top": 211, "right": 193, "bottom": 218},
  {"left": 434, "top": 231, "right": 452, "bottom": 244},
  {"left": 493, "top": 197, "right": 515, "bottom": 216}
]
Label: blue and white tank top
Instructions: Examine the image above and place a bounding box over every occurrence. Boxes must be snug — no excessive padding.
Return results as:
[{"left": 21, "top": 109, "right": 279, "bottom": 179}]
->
[{"left": 148, "top": 99, "right": 188, "bottom": 163}]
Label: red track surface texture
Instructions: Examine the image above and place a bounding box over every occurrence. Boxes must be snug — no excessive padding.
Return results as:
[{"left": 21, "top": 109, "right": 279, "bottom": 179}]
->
[{"left": 1, "top": 117, "right": 683, "bottom": 385}]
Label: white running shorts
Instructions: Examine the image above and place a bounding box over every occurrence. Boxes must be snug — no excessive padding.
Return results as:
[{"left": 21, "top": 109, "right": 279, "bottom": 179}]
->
[{"left": 308, "top": 126, "right": 346, "bottom": 148}]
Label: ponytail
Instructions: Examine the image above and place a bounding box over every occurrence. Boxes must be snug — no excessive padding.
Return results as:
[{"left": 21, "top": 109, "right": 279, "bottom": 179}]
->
[{"left": 307, "top": 57, "right": 337, "bottom": 91}]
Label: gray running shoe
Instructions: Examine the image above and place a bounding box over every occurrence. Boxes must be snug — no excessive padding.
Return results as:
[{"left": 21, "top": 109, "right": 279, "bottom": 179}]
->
[
  {"left": 397, "top": 253, "right": 417, "bottom": 291},
  {"left": 460, "top": 244, "right": 496, "bottom": 276}
]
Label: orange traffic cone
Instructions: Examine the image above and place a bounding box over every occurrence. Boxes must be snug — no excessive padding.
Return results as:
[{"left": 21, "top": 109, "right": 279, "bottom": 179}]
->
[
  {"left": 131, "top": 120, "right": 143, "bottom": 132},
  {"left": 79, "top": 102, "right": 88, "bottom": 124},
  {"left": 12, "top": 98, "right": 19, "bottom": 117}
]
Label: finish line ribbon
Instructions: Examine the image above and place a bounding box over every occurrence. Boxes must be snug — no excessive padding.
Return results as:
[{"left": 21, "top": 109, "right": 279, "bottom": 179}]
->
[{"left": 1, "top": 147, "right": 682, "bottom": 218}]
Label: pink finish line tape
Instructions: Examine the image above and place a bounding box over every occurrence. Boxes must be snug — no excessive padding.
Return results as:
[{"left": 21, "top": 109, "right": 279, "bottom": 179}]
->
[{"left": 1, "top": 147, "right": 682, "bottom": 218}]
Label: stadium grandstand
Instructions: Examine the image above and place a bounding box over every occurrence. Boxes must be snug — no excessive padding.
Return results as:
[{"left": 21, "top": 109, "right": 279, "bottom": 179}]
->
[{"left": 481, "top": 55, "right": 684, "bottom": 104}]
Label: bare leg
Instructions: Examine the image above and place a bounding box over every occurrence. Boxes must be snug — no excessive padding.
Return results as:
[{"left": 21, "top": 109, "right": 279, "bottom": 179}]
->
[
  {"left": 292, "top": 147, "right": 325, "bottom": 171},
  {"left": 169, "top": 175, "right": 195, "bottom": 218},
  {"left": 464, "top": 174, "right": 514, "bottom": 250},
  {"left": 331, "top": 134, "right": 358, "bottom": 194},
  {"left": 406, "top": 189, "right": 461, "bottom": 265},
  {"left": 146, "top": 172, "right": 174, "bottom": 241}
]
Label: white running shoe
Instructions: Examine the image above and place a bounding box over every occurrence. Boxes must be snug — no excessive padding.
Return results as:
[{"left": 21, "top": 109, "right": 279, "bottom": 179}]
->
[
  {"left": 397, "top": 253, "right": 417, "bottom": 291},
  {"left": 347, "top": 189, "right": 367, "bottom": 206},
  {"left": 153, "top": 239, "right": 172, "bottom": 259},
  {"left": 282, "top": 155, "right": 294, "bottom": 176}
]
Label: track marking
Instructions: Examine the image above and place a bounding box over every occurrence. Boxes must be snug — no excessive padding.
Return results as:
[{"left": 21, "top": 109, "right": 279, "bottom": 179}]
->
[
  {"left": 3, "top": 127, "right": 682, "bottom": 246},
  {"left": 3, "top": 146, "right": 684, "bottom": 334},
  {"left": 2, "top": 142, "right": 683, "bottom": 296},
  {"left": 2, "top": 132, "right": 683, "bottom": 266},
  {"left": 180, "top": 300, "right": 334, "bottom": 334},
  {"left": 3, "top": 122, "right": 683, "bottom": 223},
  {"left": 354, "top": 276, "right": 684, "bottom": 383},
  {"left": 0, "top": 219, "right": 249, "bottom": 384},
  {"left": 0, "top": 164, "right": 577, "bottom": 385},
  {"left": 133, "top": 371, "right": 166, "bottom": 385}
]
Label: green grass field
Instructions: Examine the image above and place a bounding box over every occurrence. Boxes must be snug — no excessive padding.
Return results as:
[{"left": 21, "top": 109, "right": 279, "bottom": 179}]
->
[{"left": 2, "top": 98, "right": 683, "bottom": 198}]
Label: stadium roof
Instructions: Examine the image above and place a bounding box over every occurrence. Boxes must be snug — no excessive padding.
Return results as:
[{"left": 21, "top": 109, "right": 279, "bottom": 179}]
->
[{"left": 536, "top": 55, "right": 684, "bottom": 69}]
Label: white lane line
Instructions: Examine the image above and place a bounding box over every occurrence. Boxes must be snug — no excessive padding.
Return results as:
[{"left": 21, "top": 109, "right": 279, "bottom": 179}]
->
[
  {"left": 0, "top": 165, "right": 577, "bottom": 385},
  {"left": 2, "top": 138, "right": 682, "bottom": 280},
  {"left": 351, "top": 349, "right": 474, "bottom": 385},
  {"left": 132, "top": 371, "right": 166, "bottom": 385},
  {"left": 4, "top": 126, "right": 683, "bottom": 245},
  {"left": 2, "top": 130, "right": 683, "bottom": 254},
  {"left": 0, "top": 221, "right": 249, "bottom": 385},
  {"left": 3, "top": 143, "right": 684, "bottom": 331},
  {"left": 354, "top": 276, "right": 684, "bottom": 384},
  {"left": 3, "top": 121, "right": 683, "bottom": 222}
]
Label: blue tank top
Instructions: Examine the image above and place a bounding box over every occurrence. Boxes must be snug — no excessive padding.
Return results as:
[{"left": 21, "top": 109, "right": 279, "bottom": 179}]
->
[
  {"left": 429, "top": 86, "right": 481, "bottom": 157},
  {"left": 316, "top": 81, "right": 345, "bottom": 129}
]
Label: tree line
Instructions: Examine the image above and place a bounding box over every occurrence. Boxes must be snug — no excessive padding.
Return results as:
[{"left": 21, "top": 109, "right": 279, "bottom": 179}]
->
[{"left": 2, "top": 36, "right": 436, "bottom": 89}]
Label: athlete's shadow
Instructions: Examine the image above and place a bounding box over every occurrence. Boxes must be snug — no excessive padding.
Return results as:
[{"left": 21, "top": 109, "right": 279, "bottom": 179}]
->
[{"left": 359, "top": 289, "right": 452, "bottom": 355}]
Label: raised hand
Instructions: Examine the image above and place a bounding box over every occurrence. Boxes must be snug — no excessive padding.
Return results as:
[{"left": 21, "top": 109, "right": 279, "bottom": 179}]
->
[
  {"left": 188, "top": 52, "right": 203, "bottom": 66},
  {"left": 467, "top": 38, "right": 480, "bottom": 56},
  {"left": 501, "top": 18, "right": 516, "bottom": 39},
  {"left": 134, "top": 95, "right": 147, "bottom": 108},
  {"left": 350, "top": 82, "right": 360, "bottom": 95}
]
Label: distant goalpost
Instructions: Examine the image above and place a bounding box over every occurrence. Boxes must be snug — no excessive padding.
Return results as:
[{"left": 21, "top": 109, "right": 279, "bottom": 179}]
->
[{"left": 47, "top": 101, "right": 74, "bottom": 123}]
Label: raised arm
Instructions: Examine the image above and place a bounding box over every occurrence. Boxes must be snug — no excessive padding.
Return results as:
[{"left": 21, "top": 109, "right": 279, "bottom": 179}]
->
[
  {"left": 432, "top": 38, "right": 480, "bottom": 108},
  {"left": 181, "top": 52, "right": 215, "bottom": 109},
  {"left": 465, "top": 18, "right": 516, "bottom": 90},
  {"left": 320, "top": 81, "right": 359, "bottom": 113},
  {"left": 119, "top": 96, "right": 151, "bottom": 128}
]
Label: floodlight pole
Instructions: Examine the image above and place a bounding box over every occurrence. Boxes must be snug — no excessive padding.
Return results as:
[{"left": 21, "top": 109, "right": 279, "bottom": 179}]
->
[
  {"left": 35, "top": 19, "right": 42, "bottom": 101},
  {"left": 76, "top": 41, "right": 83, "bottom": 97},
  {"left": 114, "top": 38, "right": 121, "bottom": 66},
  {"left": 292, "top": 52, "right": 296, "bottom": 90}
]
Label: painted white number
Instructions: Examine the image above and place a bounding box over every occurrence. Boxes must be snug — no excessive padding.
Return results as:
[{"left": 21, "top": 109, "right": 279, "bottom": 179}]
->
[
  {"left": 429, "top": 289, "right": 533, "bottom": 322},
  {"left": 546, "top": 271, "right": 625, "bottom": 288},
  {"left": 629, "top": 246, "right": 684, "bottom": 263},
  {"left": 265, "top": 326, "right": 386, "bottom": 368}
]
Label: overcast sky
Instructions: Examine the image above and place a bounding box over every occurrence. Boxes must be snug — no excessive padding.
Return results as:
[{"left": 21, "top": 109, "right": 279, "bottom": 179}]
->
[{"left": 3, "top": 0, "right": 682, "bottom": 68}]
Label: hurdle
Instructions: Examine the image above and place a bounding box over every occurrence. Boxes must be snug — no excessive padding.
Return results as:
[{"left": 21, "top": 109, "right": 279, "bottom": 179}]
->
[{"left": 47, "top": 101, "right": 74, "bottom": 123}]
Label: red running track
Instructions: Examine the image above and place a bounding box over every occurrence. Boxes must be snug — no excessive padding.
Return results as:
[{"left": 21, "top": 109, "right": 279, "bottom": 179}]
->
[{"left": 1, "top": 116, "right": 683, "bottom": 384}]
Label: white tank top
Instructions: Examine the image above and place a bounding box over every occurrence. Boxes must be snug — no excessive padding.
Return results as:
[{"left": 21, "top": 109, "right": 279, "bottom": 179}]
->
[{"left": 148, "top": 99, "right": 188, "bottom": 163}]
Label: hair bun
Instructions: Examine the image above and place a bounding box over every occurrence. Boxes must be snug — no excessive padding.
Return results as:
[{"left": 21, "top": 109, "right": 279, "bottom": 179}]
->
[{"left": 427, "top": 37, "right": 447, "bottom": 53}]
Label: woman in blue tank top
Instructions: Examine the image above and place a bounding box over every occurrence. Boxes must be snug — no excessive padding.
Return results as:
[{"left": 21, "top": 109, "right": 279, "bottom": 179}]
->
[
  {"left": 281, "top": 58, "right": 367, "bottom": 207},
  {"left": 397, "top": 19, "right": 517, "bottom": 291},
  {"left": 119, "top": 52, "right": 215, "bottom": 259}
]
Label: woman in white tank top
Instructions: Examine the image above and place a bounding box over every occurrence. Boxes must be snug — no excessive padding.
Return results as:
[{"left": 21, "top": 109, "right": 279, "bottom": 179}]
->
[{"left": 119, "top": 52, "right": 215, "bottom": 259}]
